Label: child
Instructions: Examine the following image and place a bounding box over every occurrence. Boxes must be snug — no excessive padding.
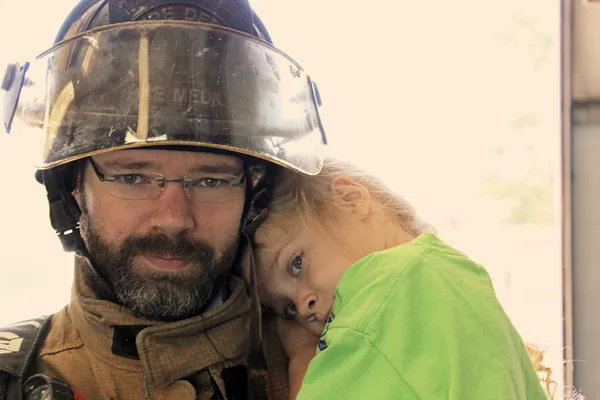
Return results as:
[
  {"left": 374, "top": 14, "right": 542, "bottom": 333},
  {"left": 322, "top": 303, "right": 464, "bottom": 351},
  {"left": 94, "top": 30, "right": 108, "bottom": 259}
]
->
[{"left": 253, "top": 158, "right": 550, "bottom": 399}]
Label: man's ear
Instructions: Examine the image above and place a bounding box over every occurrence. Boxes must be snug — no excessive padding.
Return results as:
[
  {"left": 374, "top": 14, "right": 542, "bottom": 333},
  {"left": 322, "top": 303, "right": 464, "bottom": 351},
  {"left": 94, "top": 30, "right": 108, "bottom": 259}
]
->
[
  {"left": 72, "top": 183, "right": 83, "bottom": 209},
  {"left": 330, "top": 176, "right": 371, "bottom": 220},
  {"left": 70, "top": 164, "right": 83, "bottom": 200}
]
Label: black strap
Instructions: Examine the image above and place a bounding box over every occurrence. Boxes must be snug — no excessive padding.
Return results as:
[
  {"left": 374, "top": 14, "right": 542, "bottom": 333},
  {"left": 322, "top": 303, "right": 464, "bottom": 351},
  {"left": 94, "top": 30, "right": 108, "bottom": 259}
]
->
[
  {"left": 42, "top": 169, "right": 85, "bottom": 254},
  {"left": 246, "top": 239, "right": 269, "bottom": 400},
  {"left": 222, "top": 366, "right": 247, "bottom": 400},
  {"left": 0, "top": 372, "right": 9, "bottom": 400},
  {"left": 241, "top": 189, "right": 271, "bottom": 400},
  {"left": 0, "top": 315, "right": 53, "bottom": 400},
  {"left": 41, "top": 167, "right": 118, "bottom": 302}
]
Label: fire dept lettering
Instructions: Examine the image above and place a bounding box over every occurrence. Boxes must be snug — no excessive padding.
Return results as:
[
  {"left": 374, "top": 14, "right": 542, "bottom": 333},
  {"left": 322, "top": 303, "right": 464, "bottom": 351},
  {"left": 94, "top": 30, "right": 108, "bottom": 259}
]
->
[{"left": 141, "top": 6, "right": 221, "bottom": 24}]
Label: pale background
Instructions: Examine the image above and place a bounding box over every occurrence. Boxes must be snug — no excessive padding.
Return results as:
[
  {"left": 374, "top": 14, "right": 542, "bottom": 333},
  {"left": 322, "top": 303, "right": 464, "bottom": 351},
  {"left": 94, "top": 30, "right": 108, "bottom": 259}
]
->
[{"left": 0, "top": 0, "right": 563, "bottom": 393}]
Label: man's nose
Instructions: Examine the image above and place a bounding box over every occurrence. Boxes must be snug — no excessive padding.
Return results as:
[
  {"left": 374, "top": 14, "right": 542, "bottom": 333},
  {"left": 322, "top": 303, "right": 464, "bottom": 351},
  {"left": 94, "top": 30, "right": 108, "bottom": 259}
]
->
[{"left": 149, "top": 182, "right": 195, "bottom": 235}]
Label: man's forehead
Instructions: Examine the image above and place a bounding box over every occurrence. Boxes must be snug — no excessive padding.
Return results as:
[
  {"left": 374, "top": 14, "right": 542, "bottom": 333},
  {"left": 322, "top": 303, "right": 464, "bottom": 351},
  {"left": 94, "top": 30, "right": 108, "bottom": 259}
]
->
[{"left": 94, "top": 148, "right": 243, "bottom": 169}]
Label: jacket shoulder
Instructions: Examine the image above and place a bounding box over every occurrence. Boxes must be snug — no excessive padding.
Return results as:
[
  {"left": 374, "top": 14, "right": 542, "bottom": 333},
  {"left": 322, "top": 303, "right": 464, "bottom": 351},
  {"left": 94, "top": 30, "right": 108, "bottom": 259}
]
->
[{"left": 0, "top": 315, "right": 53, "bottom": 381}]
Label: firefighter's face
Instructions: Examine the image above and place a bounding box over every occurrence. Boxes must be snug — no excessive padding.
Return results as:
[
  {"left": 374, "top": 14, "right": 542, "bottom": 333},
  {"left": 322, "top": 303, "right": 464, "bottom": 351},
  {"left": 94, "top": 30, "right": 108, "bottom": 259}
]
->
[{"left": 76, "top": 148, "right": 246, "bottom": 320}]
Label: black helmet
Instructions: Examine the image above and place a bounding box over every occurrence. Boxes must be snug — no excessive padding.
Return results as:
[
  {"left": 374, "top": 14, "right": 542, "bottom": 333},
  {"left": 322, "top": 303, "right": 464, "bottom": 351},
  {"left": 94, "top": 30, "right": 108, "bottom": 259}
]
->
[{"left": 1, "top": 0, "right": 327, "bottom": 254}]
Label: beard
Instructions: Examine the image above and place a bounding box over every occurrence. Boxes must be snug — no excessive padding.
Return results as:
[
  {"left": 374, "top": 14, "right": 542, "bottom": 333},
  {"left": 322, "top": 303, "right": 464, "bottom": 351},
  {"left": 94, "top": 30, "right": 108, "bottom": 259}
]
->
[{"left": 78, "top": 209, "right": 240, "bottom": 321}]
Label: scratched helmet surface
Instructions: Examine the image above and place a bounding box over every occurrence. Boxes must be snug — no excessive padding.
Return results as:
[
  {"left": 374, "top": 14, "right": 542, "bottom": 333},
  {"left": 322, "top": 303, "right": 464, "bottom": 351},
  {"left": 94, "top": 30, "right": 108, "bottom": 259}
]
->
[{"left": 3, "top": 0, "right": 326, "bottom": 175}]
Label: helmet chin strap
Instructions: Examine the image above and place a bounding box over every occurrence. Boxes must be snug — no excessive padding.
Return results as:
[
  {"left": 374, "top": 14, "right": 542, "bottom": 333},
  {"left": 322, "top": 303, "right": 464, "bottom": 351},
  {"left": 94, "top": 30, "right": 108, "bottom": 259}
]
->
[
  {"left": 241, "top": 188, "right": 271, "bottom": 400},
  {"left": 41, "top": 167, "right": 118, "bottom": 302},
  {"left": 41, "top": 168, "right": 83, "bottom": 254}
]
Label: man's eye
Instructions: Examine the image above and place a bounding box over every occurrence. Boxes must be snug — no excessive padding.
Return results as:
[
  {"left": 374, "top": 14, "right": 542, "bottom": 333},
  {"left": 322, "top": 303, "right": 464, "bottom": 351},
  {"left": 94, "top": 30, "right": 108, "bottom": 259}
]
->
[
  {"left": 284, "top": 301, "right": 297, "bottom": 320},
  {"left": 290, "top": 254, "right": 303, "bottom": 276},
  {"left": 192, "top": 178, "right": 227, "bottom": 188},
  {"left": 115, "top": 174, "right": 146, "bottom": 185}
]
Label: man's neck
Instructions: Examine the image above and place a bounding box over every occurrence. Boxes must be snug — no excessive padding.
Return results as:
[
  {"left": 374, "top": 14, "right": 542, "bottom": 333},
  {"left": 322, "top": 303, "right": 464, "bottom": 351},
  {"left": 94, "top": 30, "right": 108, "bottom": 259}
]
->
[{"left": 204, "top": 282, "right": 229, "bottom": 311}]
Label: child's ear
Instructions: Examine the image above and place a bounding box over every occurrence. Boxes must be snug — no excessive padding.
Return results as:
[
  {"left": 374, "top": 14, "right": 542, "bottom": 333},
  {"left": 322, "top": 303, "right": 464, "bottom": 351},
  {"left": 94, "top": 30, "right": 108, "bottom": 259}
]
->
[{"left": 330, "top": 176, "right": 371, "bottom": 220}]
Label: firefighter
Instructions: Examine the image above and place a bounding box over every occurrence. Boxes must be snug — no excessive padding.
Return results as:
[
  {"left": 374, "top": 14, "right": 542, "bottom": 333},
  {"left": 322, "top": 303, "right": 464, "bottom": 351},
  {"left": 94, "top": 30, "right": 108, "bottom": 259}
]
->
[{"left": 0, "top": 0, "right": 326, "bottom": 398}]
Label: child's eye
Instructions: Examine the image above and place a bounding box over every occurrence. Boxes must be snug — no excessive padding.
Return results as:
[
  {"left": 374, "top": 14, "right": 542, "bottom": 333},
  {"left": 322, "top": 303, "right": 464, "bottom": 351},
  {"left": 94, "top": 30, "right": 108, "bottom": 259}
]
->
[
  {"left": 284, "top": 300, "right": 297, "bottom": 320},
  {"left": 290, "top": 254, "right": 303, "bottom": 276}
]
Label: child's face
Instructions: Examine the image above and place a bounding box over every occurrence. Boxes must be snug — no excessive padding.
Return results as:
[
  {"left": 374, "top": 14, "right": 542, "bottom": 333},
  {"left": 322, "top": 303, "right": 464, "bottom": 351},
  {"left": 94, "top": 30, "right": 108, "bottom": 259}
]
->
[{"left": 254, "top": 213, "right": 375, "bottom": 335}]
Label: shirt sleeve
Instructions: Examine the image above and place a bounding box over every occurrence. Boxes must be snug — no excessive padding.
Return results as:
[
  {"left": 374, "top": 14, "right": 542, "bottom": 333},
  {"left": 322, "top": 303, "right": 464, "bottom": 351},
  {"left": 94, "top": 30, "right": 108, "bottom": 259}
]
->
[{"left": 295, "top": 326, "right": 416, "bottom": 400}]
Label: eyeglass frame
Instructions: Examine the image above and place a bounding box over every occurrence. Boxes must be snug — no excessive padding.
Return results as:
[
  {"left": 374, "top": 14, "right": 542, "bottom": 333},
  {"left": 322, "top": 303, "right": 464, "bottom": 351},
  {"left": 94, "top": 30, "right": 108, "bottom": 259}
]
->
[{"left": 86, "top": 157, "right": 246, "bottom": 201}]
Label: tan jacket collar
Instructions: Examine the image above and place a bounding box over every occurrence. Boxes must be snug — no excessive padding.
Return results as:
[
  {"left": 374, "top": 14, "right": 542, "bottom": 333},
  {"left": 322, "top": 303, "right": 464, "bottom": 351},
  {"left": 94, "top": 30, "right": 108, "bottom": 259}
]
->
[{"left": 71, "top": 258, "right": 251, "bottom": 393}]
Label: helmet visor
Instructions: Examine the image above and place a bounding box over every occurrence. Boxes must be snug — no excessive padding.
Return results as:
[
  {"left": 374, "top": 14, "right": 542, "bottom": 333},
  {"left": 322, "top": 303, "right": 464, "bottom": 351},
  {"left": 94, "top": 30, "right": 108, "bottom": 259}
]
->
[{"left": 12, "top": 21, "right": 326, "bottom": 174}]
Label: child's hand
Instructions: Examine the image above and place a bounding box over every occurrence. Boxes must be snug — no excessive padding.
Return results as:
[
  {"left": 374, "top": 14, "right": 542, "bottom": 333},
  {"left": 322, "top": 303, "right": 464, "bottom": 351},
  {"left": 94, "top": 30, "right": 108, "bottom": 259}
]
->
[
  {"left": 276, "top": 317, "right": 320, "bottom": 360},
  {"left": 276, "top": 318, "right": 320, "bottom": 399}
]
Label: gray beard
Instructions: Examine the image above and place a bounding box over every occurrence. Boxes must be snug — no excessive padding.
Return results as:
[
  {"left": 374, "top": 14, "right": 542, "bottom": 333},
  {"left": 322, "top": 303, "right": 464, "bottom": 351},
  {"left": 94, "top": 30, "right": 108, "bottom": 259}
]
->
[
  {"left": 111, "top": 262, "right": 229, "bottom": 320},
  {"left": 79, "top": 212, "right": 240, "bottom": 321}
]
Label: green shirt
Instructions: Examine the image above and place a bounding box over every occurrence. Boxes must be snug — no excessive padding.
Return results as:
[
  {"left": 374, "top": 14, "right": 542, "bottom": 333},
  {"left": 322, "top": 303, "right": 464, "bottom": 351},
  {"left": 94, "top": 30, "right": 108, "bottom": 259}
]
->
[{"left": 296, "top": 233, "right": 546, "bottom": 399}]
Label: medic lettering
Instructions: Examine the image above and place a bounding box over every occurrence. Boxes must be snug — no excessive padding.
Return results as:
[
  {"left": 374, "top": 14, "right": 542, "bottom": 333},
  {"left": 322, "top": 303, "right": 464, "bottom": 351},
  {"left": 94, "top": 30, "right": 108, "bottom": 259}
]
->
[{"left": 150, "top": 86, "right": 226, "bottom": 107}]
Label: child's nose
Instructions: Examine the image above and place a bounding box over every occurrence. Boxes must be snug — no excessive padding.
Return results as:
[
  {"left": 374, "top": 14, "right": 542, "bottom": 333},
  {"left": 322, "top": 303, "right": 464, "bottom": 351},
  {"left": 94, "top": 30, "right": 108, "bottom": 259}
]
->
[{"left": 297, "top": 293, "right": 318, "bottom": 318}]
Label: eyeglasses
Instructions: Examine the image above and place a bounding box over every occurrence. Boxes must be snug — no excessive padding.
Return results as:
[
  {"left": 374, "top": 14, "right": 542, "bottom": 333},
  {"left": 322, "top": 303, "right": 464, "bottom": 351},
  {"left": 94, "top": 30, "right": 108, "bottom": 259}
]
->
[{"left": 88, "top": 158, "right": 245, "bottom": 202}]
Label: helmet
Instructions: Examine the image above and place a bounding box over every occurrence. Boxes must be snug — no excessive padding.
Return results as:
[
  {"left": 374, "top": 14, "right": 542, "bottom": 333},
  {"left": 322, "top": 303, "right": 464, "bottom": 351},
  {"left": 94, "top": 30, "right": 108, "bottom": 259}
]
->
[
  {"left": 3, "top": 0, "right": 326, "bottom": 176},
  {"left": 1, "top": 0, "right": 327, "bottom": 252}
]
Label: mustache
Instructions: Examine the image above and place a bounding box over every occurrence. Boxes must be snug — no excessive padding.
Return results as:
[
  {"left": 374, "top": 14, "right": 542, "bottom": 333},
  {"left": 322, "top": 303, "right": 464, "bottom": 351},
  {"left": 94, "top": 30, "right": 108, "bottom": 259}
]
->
[{"left": 122, "top": 233, "right": 212, "bottom": 261}]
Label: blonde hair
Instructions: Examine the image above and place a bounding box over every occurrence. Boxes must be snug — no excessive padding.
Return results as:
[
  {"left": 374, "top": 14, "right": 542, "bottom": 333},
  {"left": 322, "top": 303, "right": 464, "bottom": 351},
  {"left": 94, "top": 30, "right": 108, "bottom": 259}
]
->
[
  {"left": 526, "top": 344, "right": 557, "bottom": 398},
  {"left": 266, "top": 158, "right": 434, "bottom": 237},
  {"left": 266, "top": 157, "right": 560, "bottom": 398}
]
